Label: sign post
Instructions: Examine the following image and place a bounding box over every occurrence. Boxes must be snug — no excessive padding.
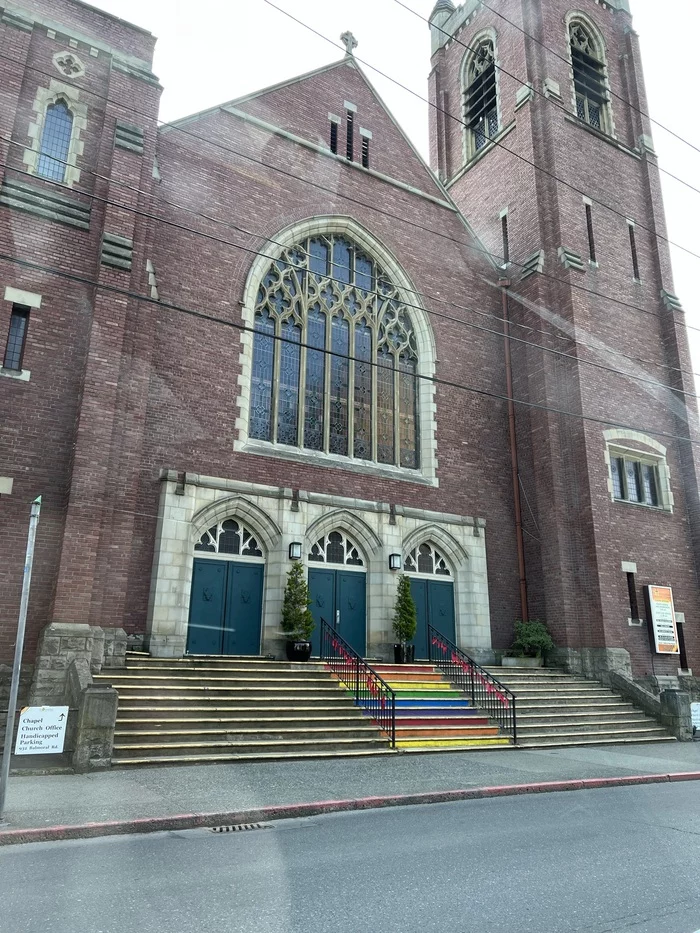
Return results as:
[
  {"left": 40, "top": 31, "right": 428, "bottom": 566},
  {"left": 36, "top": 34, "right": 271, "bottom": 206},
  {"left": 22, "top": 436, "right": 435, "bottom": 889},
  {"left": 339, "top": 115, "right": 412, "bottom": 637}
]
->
[
  {"left": 0, "top": 495, "right": 42, "bottom": 825},
  {"left": 644, "top": 585, "right": 680, "bottom": 656}
]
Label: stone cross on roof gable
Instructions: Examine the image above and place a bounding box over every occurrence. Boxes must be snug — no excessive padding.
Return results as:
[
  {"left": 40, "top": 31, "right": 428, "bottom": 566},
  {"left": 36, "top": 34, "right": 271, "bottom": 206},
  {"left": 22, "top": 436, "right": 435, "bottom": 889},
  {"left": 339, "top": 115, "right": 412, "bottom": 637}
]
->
[{"left": 340, "top": 31, "right": 358, "bottom": 56}]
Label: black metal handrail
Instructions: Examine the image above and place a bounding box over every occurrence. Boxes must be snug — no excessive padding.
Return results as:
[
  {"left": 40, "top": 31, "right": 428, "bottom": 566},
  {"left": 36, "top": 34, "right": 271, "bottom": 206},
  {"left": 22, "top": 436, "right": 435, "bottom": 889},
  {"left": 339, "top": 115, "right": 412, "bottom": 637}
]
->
[
  {"left": 427, "top": 624, "right": 517, "bottom": 744},
  {"left": 320, "top": 619, "right": 396, "bottom": 747}
]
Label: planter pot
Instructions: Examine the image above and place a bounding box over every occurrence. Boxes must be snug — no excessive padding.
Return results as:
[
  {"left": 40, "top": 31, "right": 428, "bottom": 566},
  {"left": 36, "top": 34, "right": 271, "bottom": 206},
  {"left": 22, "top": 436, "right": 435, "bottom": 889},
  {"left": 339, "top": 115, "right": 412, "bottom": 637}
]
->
[
  {"left": 285, "top": 640, "right": 312, "bottom": 662},
  {"left": 393, "top": 644, "right": 415, "bottom": 664},
  {"left": 502, "top": 655, "right": 543, "bottom": 668}
]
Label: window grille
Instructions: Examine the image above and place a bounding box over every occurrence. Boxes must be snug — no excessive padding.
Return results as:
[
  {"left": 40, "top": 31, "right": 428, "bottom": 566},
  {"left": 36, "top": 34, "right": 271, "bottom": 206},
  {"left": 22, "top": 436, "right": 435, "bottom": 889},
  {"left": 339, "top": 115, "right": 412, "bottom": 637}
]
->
[
  {"left": 249, "top": 233, "right": 420, "bottom": 469},
  {"left": 3, "top": 306, "right": 29, "bottom": 370},
  {"left": 361, "top": 135, "right": 370, "bottom": 169},
  {"left": 330, "top": 120, "right": 338, "bottom": 154},
  {"left": 346, "top": 110, "right": 354, "bottom": 161},
  {"left": 570, "top": 23, "right": 609, "bottom": 131},
  {"left": 464, "top": 40, "right": 498, "bottom": 154},
  {"left": 501, "top": 214, "right": 510, "bottom": 264},
  {"left": 628, "top": 224, "right": 640, "bottom": 280},
  {"left": 585, "top": 204, "right": 597, "bottom": 262},
  {"left": 611, "top": 455, "right": 660, "bottom": 507},
  {"left": 194, "top": 520, "right": 263, "bottom": 557},
  {"left": 403, "top": 543, "right": 451, "bottom": 576},
  {"left": 37, "top": 100, "right": 73, "bottom": 182},
  {"left": 308, "top": 531, "right": 364, "bottom": 565}
]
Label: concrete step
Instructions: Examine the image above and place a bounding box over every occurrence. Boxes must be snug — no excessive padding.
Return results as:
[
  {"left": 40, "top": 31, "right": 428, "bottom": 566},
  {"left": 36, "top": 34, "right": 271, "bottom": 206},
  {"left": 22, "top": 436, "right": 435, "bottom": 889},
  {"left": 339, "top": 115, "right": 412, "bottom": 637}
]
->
[
  {"left": 112, "top": 736, "right": 390, "bottom": 759},
  {"left": 114, "top": 725, "right": 381, "bottom": 743},
  {"left": 125, "top": 659, "right": 327, "bottom": 673},
  {"left": 111, "top": 685, "right": 347, "bottom": 698},
  {"left": 115, "top": 709, "right": 370, "bottom": 723},
  {"left": 395, "top": 725, "right": 501, "bottom": 738},
  {"left": 116, "top": 695, "right": 357, "bottom": 709},
  {"left": 111, "top": 748, "right": 398, "bottom": 767},
  {"left": 395, "top": 736, "right": 510, "bottom": 749},
  {"left": 517, "top": 727, "right": 673, "bottom": 745},
  {"left": 516, "top": 718, "right": 664, "bottom": 735},
  {"left": 517, "top": 710, "right": 649, "bottom": 725},
  {"left": 99, "top": 673, "right": 337, "bottom": 687}
]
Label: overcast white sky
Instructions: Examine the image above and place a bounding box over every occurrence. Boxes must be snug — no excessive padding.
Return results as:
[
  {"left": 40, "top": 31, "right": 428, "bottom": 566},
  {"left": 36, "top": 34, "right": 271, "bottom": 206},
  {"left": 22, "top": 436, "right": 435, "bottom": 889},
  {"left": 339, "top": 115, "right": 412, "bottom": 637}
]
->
[{"left": 90, "top": 0, "right": 700, "bottom": 383}]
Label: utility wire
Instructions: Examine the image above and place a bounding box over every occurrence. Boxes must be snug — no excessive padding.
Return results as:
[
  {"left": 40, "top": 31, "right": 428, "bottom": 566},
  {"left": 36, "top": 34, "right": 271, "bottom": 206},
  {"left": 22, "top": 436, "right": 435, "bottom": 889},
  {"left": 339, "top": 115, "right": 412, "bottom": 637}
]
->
[
  {"left": 1, "top": 151, "right": 698, "bottom": 409},
  {"left": 472, "top": 0, "right": 700, "bottom": 159},
  {"left": 262, "top": 0, "right": 700, "bottom": 266},
  {"left": 393, "top": 0, "right": 700, "bottom": 199},
  {"left": 1, "top": 42, "right": 696, "bottom": 331},
  {"left": 3, "top": 246, "right": 699, "bottom": 451}
]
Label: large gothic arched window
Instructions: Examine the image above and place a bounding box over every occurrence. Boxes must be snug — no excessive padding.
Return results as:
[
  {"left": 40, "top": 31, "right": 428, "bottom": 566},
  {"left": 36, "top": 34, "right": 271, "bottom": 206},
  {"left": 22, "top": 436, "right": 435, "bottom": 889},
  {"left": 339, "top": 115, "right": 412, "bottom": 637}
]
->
[
  {"left": 249, "top": 233, "right": 420, "bottom": 469},
  {"left": 569, "top": 22, "right": 610, "bottom": 132},
  {"left": 464, "top": 38, "right": 498, "bottom": 155}
]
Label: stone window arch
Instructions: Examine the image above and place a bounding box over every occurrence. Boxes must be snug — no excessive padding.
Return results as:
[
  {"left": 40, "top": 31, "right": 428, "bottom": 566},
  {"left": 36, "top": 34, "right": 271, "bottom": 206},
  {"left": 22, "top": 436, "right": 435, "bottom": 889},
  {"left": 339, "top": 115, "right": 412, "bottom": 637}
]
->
[
  {"left": 24, "top": 80, "right": 87, "bottom": 187},
  {"left": 403, "top": 541, "right": 452, "bottom": 577},
  {"left": 237, "top": 217, "right": 438, "bottom": 483},
  {"left": 567, "top": 16, "right": 612, "bottom": 134},
  {"left": 462, "top": 33, "right": 499, "bottom": 158},
  {"left": 308, "top": 530, "right": 365, "bottom": 567}
]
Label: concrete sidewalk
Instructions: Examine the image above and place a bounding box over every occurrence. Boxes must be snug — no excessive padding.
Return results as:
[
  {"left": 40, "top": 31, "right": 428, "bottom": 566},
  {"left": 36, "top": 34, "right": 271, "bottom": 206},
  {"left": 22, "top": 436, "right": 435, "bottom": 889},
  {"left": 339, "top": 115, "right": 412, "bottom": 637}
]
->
[{"left": 2, "top": 742, "right": 699, "bottom": 838}]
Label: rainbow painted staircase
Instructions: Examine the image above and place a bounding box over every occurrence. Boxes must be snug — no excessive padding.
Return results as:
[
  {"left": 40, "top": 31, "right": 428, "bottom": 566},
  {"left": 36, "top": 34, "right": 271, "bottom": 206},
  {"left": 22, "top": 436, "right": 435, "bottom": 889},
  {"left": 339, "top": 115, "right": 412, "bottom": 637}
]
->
[{"left": 356, "top": 663, "right": 510, "bottom": 750}]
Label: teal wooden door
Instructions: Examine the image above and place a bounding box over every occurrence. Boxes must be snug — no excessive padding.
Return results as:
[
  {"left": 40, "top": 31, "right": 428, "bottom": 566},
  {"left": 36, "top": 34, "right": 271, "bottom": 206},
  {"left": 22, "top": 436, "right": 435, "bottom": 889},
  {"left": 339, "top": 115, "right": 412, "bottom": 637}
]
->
[
  {"left": 410, "top": 578, "right": 428, "bottom": 659},
  {"left": 409, "top": 578, "right": 455, "bottom": 659},
  {"left": 187, "top": 559, "right": 264, "bottom": 656},
  {"left": 187, "top": 558, "right": 227, "bottom": 655},
  {"left": 309, "top": 568, "right": 335, "bottom": 657},
  {"left": 308, "top": 568, "right": 366, "bottom": 657},
  {"left": 223, "top": 562, "right": 264, "bottom": 656},
  {"left": 337, "top": 571, "right": 366, "bottom": 657}
]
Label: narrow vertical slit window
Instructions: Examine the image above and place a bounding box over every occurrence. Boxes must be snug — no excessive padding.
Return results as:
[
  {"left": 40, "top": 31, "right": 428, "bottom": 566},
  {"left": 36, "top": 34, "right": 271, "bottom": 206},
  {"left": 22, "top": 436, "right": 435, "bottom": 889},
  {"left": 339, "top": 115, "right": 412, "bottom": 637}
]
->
[
  {"left": 501, "top": 213, "right": 509, "bottom": 264},
  {"left": 3, "top": 305, "right": 29, "bottom": 370},
  {"left": 276, "top": 318, "right": 301, "bottom": 446},
  {"left": 585, "top": 204, "right": 596, "bottom": 263},
  {"left": 626, "top": 572, "right": 640, "bottom": 621},
  {"left": 329, "top": 120, "right": 338, "bottom": 155},
  {"left": 464, "top": 39, "right": 498, "bottom": 154},
  {"left": 345, "top": 109, "right": 354, "bottom": 162},
  {"left": 361, "top": 134, "right": 370, "bottom": 169},
  {"left": 628, "top": 223, "right": 640, "bottom": 280}
]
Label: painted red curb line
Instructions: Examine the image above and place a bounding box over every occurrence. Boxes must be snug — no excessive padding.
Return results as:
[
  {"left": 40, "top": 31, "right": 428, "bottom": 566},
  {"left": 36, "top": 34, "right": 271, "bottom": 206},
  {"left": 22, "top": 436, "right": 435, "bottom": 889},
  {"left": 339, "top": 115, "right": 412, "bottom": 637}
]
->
[{"left": 2, "top": 771, "right": 699, "bottom": 846}]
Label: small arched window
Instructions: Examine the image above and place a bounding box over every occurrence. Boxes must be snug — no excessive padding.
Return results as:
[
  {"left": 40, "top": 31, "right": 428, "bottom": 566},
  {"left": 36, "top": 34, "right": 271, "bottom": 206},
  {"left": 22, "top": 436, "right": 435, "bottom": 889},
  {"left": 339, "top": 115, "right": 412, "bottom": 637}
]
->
[
  {"left": 37, "top": 100, "right": 73, "bottom": 182},
  {"left": 403, "top": 542, "right": 451, "bottom": 576},
  {"left": 194, "top": 519, "right": 263, "bottom": 557},
  {"left": 569, "top": 22, "right": 609, "bottom": 132},
  {"left": 308, "top": 531, "right": 364, "bottom": 566},
  {"left": 249, "top": 233, "right": 420, "bottom": 469},
  {"left": 464, "top": 39, "right": 498, "bottom": 155}
]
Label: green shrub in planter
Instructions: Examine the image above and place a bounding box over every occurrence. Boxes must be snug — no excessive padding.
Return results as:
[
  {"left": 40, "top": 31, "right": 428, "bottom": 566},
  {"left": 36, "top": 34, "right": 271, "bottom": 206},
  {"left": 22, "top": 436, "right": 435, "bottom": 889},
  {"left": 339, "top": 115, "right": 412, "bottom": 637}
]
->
[
  {"left": 393, "top": 574, "right": 417, "bottom": 645},
  {"left": 511, "top": 619, "right": 554, "bottom": 659},
  {"left": 281, "top": 561, "right": 315, "bottom": 642}
]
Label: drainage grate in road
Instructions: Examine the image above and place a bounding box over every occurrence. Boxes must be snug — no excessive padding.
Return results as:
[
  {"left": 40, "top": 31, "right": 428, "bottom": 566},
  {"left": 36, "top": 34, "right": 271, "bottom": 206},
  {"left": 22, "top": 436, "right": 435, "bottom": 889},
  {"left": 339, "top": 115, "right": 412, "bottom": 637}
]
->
[{"left": 210, "top": 823, "right": 272, "bottom": 833}]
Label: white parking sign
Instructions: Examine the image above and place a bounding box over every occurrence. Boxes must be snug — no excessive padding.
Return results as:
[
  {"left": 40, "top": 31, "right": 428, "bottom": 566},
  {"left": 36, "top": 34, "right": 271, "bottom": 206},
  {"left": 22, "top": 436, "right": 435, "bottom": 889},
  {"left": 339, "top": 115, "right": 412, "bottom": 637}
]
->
[{"left": 14, "top": 706, "right": 69, "bottom": 755}]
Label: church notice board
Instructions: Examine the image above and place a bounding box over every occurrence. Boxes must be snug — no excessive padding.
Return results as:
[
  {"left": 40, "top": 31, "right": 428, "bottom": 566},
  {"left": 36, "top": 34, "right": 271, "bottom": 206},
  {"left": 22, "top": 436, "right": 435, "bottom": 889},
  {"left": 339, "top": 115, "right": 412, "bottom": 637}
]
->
[{"left": 644, "top": 585, "right": 680, "bottom": 655}]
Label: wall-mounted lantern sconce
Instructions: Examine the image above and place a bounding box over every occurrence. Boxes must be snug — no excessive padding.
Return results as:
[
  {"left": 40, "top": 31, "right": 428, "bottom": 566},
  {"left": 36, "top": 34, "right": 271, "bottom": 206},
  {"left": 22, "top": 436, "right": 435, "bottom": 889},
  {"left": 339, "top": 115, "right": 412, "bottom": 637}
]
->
[
  {"left": 288, "top": 542, "right": 303, "bottom": 560},
  {"left": 389, "top": 553, "right": 402, "bottom": 571}
]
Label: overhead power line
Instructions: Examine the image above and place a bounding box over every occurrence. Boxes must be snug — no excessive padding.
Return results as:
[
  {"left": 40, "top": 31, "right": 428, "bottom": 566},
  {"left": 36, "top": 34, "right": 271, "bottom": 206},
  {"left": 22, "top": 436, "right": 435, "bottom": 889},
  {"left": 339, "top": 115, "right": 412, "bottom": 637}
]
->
[{"left": 3, "top": 245, "right": 700, "bottom": 452}]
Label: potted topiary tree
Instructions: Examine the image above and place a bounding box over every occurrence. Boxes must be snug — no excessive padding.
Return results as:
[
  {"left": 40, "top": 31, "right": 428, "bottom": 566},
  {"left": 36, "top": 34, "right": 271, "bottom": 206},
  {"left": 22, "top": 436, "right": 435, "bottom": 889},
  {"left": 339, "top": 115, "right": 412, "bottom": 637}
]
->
[
  {"left": 503, "top": 619, "right": 555, "bottom": 668},
  {"left": 281, "top": 561, "right": 315, "bottom": 662},
  {"left": 392, "top": 574, "right": 417, "bottom": 664}
]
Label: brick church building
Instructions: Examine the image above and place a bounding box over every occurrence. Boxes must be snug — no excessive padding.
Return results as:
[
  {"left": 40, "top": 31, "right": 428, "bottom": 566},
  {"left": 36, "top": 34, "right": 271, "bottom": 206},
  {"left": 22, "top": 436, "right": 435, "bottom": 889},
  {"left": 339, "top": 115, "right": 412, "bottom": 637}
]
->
[{"left": 1, "top": 0, "right": 698, "bottom": 701}]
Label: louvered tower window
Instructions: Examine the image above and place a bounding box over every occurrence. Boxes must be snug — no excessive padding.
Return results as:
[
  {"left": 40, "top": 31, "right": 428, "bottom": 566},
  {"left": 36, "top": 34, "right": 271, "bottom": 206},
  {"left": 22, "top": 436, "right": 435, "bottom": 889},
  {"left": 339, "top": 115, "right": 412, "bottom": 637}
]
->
[
  {"left": 464, "top": 39, "right": 498, "bottom": 155},
  {"left": 570, "top": 22, "right": 609, "bottom": 132}
]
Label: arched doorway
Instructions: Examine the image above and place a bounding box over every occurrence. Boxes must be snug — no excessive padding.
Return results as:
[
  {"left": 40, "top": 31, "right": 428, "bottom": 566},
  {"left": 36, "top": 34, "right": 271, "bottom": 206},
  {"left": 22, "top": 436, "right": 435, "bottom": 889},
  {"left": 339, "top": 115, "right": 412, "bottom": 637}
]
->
[
  {"left": 307, "top": 531, "right": 367, "bottom": 657},
  {"left": 404, "top": 542, "right": 456, "bottom": 659},
  {"left": 187, "top": 519, "right": 265, "bottom": 655}
]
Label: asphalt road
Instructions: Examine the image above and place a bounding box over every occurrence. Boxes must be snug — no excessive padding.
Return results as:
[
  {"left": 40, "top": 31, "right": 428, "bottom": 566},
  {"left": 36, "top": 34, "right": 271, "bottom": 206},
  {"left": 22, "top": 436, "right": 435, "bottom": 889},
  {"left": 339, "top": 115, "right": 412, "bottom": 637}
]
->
[{"left": 2, "top": 783, "right": 700, "bottom": 933}]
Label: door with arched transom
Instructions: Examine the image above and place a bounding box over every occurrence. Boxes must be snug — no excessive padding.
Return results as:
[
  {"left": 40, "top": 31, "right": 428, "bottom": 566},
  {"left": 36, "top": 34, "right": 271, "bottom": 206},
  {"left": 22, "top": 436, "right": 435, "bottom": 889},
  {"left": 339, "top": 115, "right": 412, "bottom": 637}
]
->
[
  {"left": 187, "top": 519, "right": 265, "bottom": 655},
  {"left": 307, "top": 531, "right": 367, "bottom": 657},
  {"left": 404, "top": 543, "right": 456, "bottom": 659}
]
